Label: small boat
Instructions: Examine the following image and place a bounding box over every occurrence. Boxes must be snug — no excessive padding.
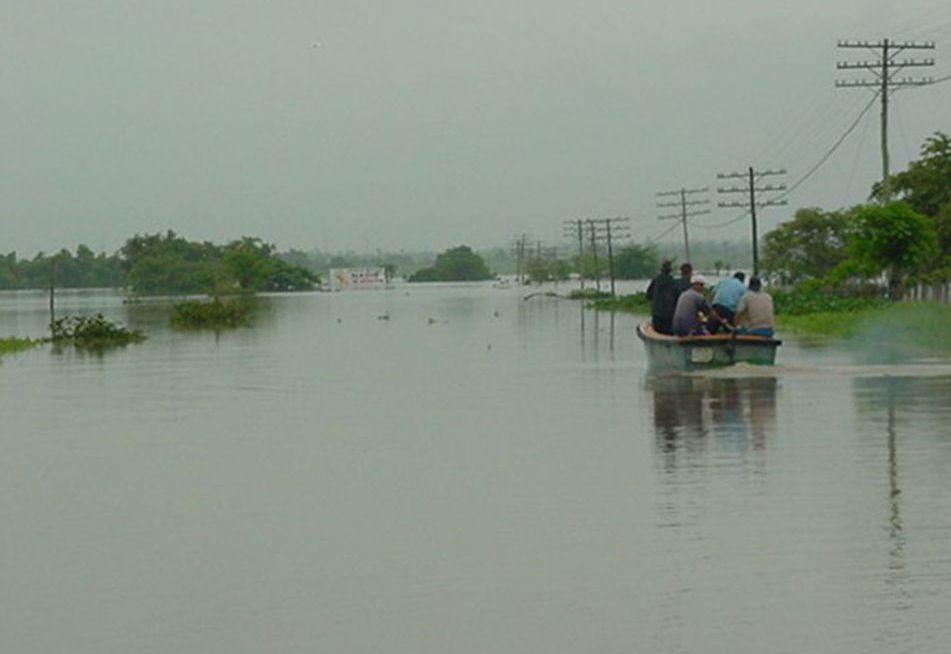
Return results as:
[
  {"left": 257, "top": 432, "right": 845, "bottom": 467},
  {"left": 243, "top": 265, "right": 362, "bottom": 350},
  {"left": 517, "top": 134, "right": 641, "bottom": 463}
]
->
[{"left": 636, "top": 320, "right": 781, "bottom": 370}]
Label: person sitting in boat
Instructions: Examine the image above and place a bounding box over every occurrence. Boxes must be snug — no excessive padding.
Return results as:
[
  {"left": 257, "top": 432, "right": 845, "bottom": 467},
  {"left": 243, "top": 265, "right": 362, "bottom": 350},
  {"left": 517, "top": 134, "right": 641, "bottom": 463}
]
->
[
  {"left": 645, "top": 260, "right": 679, "bottom": 335},
  {"left": 707, "top": 271, "right": 746, "bottom": 334},
  {"left": 672, "top": 274, "right": 711, "bottom": 336},
  {"left": 734, "top": 276, "right": 775, "bottom": 337}
]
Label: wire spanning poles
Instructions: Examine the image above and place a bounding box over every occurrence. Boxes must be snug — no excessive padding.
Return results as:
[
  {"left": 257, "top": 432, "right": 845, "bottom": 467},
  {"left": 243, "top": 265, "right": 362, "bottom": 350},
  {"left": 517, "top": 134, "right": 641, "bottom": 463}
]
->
[
  {"left": 836, "top": 39, "right": 935, "bottom": 200},
  {"left": 656, "top": 187, "right": 710, "bottom": 265},
  {"left": 717, "top": 168, "right": 787, "bottom": 276}
]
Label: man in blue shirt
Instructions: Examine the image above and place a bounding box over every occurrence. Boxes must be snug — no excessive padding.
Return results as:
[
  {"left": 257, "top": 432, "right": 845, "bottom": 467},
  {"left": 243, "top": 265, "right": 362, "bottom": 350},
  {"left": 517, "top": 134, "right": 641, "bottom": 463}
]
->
[{"left": 707, "top": 272, "right": 746, "bottom": 334}]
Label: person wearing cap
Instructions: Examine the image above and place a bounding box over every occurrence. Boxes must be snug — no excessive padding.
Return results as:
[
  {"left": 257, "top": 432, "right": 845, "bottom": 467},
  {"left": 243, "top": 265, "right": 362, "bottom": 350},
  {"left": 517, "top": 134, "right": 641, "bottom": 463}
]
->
[
  {"left": 707, "top": 271, "right": 747, "bottom": 334},
  {"left": 734, "top": 276, "right": 775, "bottom": 337},
  {"left": 645, "top": 260, "right": 679, "bottom": 334},
  {"left": 672, "top": 274, "right": 712, "bottom": 336}
]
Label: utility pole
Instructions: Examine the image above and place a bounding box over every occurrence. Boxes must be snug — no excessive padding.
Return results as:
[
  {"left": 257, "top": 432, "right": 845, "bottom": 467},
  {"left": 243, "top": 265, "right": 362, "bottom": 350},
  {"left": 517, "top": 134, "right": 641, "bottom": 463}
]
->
[
  {"left": 717, "top": 168, "right": 787, "bottom": 276},
  {"left": 587, "top": 217, "right": 632, "bottom": 297},
  {"left": 836, "top": 39, "right": 935, "bottom": 201},
  {"left": 511, "top": 233, "right": 530, "bottom": 285},
  {"left": 563, "top": 219, "right": 586, "bottom": 291},
  {"left": 656, "top": 187, "right": 710, "bottom": 264},
  {"left": 587, "top": 219, "right": 601, "bottom": 292}
]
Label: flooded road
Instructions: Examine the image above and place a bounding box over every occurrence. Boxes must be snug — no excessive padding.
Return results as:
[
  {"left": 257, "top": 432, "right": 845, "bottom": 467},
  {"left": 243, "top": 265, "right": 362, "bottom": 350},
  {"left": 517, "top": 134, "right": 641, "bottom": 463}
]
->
[{"left": 2, "top": 285, "right": 950, "bottom": 653}]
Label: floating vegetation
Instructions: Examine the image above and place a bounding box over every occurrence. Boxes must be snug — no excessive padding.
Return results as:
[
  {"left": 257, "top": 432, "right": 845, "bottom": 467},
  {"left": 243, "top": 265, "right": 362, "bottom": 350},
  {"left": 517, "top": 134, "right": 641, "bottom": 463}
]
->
[
  {"left": 171, "top": 297, "right": 254, "bottom": 329},
  {"left": 50, "top": 314, "right": 146, "bottom": 349},
  {"left": 0, "top": 336, "right": 40, "bottom": 356},
  {"left": 589, "top": 292, "right": 650, "bottom": 312},
  {"left": 568, "top": 288, "right": 613, "bottom": 301}
]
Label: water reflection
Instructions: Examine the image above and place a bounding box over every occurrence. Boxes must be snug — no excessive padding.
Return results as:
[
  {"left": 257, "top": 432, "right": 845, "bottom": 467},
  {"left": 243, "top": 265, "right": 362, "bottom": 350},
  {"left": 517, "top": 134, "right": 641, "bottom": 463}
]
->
[
  {"left": 647, "top": 374, "right": 779, "bottom": 463},
  {"left": 578, "top": 304, "right": 617, "bottom": 360}
]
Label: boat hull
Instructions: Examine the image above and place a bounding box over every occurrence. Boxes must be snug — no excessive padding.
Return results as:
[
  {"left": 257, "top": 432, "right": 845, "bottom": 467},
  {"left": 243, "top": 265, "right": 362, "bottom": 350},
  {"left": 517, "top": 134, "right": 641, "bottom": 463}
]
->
[{"left": 636, "top": 320, "right": 781, "bottom": 370}]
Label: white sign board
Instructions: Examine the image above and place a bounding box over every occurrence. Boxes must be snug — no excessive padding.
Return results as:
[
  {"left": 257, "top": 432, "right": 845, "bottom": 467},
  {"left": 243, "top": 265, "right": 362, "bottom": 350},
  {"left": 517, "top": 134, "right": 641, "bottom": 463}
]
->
[{"left": 330, "top": 267, "right": 387, "bottom": 291}]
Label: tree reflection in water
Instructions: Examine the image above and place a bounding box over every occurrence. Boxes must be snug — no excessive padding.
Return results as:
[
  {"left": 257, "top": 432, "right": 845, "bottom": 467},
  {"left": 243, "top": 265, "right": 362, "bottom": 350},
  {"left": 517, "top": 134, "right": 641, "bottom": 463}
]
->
[{"left": 647, "top": 374, "right": 779, "bottom": 465}]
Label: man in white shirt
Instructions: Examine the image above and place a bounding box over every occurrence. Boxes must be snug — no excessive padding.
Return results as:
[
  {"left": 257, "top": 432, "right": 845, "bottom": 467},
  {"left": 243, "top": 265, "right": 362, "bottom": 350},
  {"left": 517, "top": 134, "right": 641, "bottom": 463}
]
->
[{"left": 734, "top": 276, "right": 775, "bottom": 337}]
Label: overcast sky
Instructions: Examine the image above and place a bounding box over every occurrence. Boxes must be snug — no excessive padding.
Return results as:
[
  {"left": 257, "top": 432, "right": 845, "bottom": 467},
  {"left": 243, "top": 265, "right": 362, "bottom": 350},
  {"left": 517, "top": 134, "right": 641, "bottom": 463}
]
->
[{"left": 2, "top": 1, "right": 950, "bottom": 256}]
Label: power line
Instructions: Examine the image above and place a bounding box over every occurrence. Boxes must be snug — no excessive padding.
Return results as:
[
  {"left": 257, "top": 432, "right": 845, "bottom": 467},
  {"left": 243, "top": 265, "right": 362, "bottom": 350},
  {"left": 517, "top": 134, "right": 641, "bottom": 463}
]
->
[
  {"left": 772, "top": 91, "right": 880, "bottom": 202},
  {"left": 836, "top": 38, "right": 936, "bottom": 200},
  {"left": 656, "top": 186, "right": 710, "bottom": 263},
  {"left": 717, "top": 168, "right": 788, "bottom": 275}
]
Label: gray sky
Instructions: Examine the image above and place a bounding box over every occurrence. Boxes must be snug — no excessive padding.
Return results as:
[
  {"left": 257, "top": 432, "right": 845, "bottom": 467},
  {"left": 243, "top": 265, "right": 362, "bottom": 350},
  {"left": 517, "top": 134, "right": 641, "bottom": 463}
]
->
[{"left": 2, "top": 0, "right": 950, "bottom": 256}]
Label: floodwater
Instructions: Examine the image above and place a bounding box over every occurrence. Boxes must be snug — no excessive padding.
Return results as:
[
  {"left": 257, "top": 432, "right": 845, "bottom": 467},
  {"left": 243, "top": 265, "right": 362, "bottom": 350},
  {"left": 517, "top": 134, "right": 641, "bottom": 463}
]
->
[{"left": 2, "top": 284, "right": 950, "bottom": 654}]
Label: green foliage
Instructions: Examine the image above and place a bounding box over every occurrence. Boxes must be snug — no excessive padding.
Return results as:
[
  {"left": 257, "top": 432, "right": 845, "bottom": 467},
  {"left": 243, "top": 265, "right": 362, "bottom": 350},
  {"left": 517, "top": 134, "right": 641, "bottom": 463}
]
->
[
  {"left": 0, "top": 336, "right": 40, "bottom": 355},
  {"left": 877, "top": 131, "right": 951, "bottom": 217},
  {"left": 762, "top": 207, "right": 852, "bottom": 284},
  {"left": 613, "top": 244, "right": 660, "bottom": 279},
  {"left": 171, "top": 298, "right": 254, "bottom": 329},
  {"left": 0, "top": 246, "right": 122, "bottom": 290},
  {"left": 408, "top": 245, "right": 493, "bottom": 282},
  {"left": 771, "top": 285, "right": 888, "bottom": 316},
  {"left": 526, "top": 257, "right": 571, "bottom": 283},
  {"left": 568, "top": 288, "right": 613, "bottom": 300},
  {"left": 121, "top": 231, "right": 317, "bottom": 295},
  {"left": 778, "top": 301, "right": 951, "bottom": 350},
  {"left": 589, "top": 292, "right": 650, "bottom": 313},
  {"left": 845, "top": 202, "right": 937, "bottom": 293},
  {"left": 50, "top": 314, "right": 145, "bottom": 348}
]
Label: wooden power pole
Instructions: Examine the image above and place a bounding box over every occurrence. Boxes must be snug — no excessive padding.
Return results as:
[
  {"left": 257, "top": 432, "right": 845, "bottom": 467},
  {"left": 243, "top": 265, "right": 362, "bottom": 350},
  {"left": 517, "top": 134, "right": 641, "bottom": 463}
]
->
[{"left": 836, "top": 39, "right": 935, "bottom": 201}]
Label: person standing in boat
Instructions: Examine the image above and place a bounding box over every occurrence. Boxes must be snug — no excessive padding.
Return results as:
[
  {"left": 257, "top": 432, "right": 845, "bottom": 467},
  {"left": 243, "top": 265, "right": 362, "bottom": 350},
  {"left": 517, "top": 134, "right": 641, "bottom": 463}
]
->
[
  {"left": 707, "top": 271, "right": 746, "bottom": 334},
  {"left": 645, "top": 260, "right": 679, "bottom": 334},
  {"left": 734, "top": 276, "right": 775, "bottom": 337},
  {"left": 672, "top": 274, "right": 711, "bottom": 336},
  {"left": 673, "top": 262, "right": 693, "bottom": 295}
]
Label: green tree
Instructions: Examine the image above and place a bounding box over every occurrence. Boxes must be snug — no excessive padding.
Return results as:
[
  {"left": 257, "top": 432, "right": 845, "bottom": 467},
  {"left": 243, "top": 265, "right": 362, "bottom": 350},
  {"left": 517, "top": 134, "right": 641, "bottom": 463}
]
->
[
  {"left": 843, "top": 202, "right": 937, "bottom": 295},
  {"left": 408, "top": 245, "right": 493, "bottom": 282},
  {"left": 525, "top": 257, "right": 571, "bottom": 284},
  {"left": 876, "top": 132, "right": 951, "bottom": 217},
  {"left": 613, "top": 244, "right": 660, "bottom": 279},
  {"left": 762, "top": 208, "right": 852, "bottom": 284}
]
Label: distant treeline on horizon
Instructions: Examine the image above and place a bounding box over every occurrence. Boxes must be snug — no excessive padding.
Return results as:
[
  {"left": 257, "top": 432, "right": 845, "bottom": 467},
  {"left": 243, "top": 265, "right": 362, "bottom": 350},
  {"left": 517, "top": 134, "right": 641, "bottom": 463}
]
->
[{"left": 0, "top": 236, "right": 753, "bottom": 291}]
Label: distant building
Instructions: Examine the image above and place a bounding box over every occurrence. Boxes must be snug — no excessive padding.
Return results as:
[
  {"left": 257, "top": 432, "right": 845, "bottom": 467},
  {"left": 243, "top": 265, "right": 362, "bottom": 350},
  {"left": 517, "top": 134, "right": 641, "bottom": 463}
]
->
[{"left": 330, "top": 267, "right": 387, "bottom": 291}]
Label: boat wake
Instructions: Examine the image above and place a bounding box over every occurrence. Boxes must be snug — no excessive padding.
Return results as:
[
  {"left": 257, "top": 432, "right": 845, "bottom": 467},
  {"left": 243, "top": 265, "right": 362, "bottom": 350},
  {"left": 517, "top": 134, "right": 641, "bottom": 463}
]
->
[{"left": 684, "top": 361, "right": 951, "bottom": 379}]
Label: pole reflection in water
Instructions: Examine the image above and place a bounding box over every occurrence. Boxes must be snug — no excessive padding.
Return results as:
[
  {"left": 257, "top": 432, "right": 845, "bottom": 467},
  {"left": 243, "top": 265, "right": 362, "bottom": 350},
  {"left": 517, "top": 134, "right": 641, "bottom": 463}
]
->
[
  {"left": 854, "top": 376, "right": 913, "bottom": 646},
  {"left": 578, "top": 304, "right": 617, "bottom": 361},
  {"left": 646, "top": 374, "right": 779, "bottom": 467}
]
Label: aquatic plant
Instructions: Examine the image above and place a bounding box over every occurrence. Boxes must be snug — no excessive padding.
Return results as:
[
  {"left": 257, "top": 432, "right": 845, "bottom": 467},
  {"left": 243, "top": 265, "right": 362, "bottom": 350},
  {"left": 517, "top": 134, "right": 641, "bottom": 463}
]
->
[
  {"left": 589, "top": 292, "right": 650, "bottom": 312},
  {"left": 171, "top": 297, "right": 253, "bottom": 329},
  {"left": 0, "top": 336, "right": 40, "bottom": 356},
  {"left": 50, "top": 314, "right": 146, "bottom": 348},
  {"left": 568, "top": 288, "right": 613, "bottom": 301}
]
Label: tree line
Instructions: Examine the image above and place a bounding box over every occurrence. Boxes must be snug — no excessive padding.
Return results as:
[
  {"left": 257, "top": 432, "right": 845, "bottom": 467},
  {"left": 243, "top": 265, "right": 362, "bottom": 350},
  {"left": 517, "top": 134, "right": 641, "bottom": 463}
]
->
[
  {"left": 762, "top": 131, "right": 950, "bottom": 296},
  {"left": 1, "top": 231, "right": 318, "bottom": 295}
]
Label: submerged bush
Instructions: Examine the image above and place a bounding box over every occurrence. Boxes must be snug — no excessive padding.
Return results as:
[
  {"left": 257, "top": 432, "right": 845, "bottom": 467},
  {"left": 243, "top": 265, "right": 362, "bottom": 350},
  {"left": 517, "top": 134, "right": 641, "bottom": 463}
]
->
[
  {"left": 171, "top": 297, "right": 253, "bottom": 328},
  {"left": 568, "top": 288, "right": 613, "bottom": 300},
  {"left": 589, "top": 292, "right": 650, "bottom": 313},
  {"left": 50, "top": 314, "right": 146, "bottom": 348},
  {"left": 0, "top": 336, "right": 40, "bottom": 355},
  {"left": 771, "top": 286, "right": 889, "bottom": 316}
]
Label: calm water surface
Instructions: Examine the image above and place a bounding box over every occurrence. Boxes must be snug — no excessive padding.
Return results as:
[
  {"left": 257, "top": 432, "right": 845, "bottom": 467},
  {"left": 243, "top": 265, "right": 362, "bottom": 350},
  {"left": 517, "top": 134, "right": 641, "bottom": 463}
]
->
[{"left": 2, "top": 285, "right": 950, "bottom": 653}]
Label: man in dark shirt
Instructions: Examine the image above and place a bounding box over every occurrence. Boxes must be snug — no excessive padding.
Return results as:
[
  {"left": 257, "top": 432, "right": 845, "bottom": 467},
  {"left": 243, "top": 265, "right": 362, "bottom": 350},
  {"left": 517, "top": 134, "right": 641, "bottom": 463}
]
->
[
  {"left": 673, "top": 262, "right": 693, "bottom": 295},
  {"left": 645, "top": 260, "right": 678, "bottom": 334}
]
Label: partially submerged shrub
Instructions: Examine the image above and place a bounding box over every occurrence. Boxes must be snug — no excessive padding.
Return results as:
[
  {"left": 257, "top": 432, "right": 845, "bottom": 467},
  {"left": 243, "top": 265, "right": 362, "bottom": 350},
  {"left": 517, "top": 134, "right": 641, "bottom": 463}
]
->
[
  {"left": 171, "top": 297, "right": 253, "bottom": 328},
  {"left": 0, "top": 336, "right": 40, "bottom": 355},
  {"left": 590, "top": 292, "right": 650, "bottom": 313},
  {"left": 50, "top": 314, "right": 145, "bottom": 348},
  {"left": 568, "top": 288, "right": 613, "bottom": 300}
]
